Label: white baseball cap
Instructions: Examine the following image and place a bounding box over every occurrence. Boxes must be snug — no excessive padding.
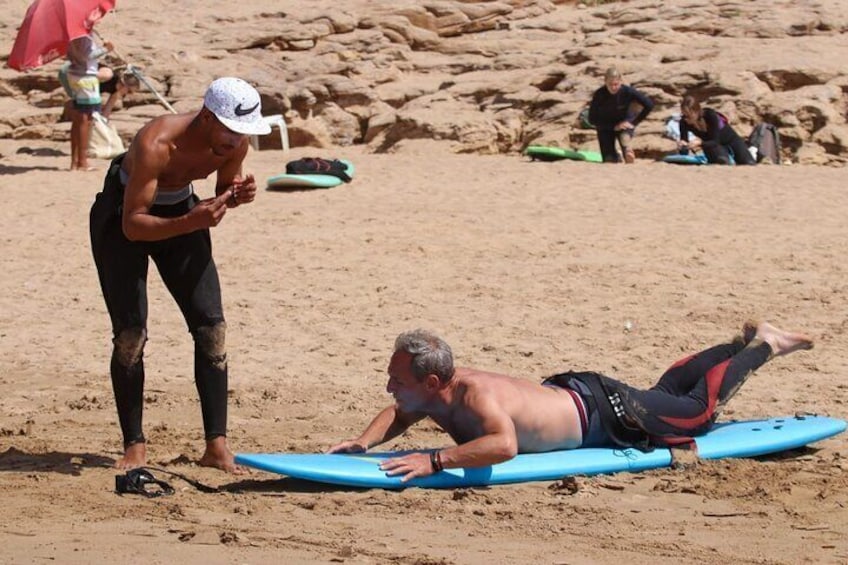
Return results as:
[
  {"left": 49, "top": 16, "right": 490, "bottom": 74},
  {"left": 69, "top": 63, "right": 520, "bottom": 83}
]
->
[{"left": 203, "top": 77, "right": 272, "bottom": 135}]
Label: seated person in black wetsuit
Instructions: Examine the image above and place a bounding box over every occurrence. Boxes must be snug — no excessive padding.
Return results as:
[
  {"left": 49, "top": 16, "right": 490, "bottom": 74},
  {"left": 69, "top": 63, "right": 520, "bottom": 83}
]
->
[
  {"left": 328, "top": 322, "right": 813, "bottom": 482},
  {"left": 678, "top": 95, "right": 756, "bottom": 165},
  {"left": 98, "top": 66, "right": 140, "bottom": 118},
  {"left": 588, "top": 67, "right": 654, "bottom": 164}
]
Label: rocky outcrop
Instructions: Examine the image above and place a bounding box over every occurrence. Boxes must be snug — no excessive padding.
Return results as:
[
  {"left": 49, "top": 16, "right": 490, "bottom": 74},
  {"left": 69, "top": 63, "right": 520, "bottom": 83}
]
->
[{"left": 1, "top": 0, "right": 847, "bottom": 164}]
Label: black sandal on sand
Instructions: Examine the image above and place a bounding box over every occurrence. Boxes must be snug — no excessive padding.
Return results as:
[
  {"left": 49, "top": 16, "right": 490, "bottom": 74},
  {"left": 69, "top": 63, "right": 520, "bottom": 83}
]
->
[{"left": 115, "top": 468, "right": 175, "bottom": 498}]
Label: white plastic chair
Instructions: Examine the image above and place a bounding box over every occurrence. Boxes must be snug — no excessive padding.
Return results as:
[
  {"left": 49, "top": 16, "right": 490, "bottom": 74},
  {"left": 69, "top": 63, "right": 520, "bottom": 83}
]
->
[{"left": 250, "top": 114, "right": 289, "bottom": 152}]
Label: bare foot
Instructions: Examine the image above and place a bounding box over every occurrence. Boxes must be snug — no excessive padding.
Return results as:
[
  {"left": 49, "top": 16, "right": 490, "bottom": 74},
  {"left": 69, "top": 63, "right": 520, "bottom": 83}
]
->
[
  {"left": 199, "top": 437, "right": 244, "bottom": 474},
  {"left": 624, "top": 149, "right": 635, "bottom": 164},
  {"left": 754, "top": 321, "right": 814, "bottom": 357},
  {"left": 115, "top": 443, "right": 147, "bottom": 470}
]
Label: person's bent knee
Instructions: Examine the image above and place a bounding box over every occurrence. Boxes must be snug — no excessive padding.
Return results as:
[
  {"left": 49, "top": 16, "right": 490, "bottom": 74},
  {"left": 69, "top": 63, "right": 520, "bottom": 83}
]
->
[
  {"left": 113, "top": 327, "right": 147, "bottom": 367},
  {"left": 193, "top": 321, "right": 227, "bottom": 369}
]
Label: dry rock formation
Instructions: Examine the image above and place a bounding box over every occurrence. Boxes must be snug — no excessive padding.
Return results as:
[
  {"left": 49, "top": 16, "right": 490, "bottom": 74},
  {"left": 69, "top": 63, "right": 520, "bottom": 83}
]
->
[{"left": 1, "top": 0, "right": 846, "bottom": 164}]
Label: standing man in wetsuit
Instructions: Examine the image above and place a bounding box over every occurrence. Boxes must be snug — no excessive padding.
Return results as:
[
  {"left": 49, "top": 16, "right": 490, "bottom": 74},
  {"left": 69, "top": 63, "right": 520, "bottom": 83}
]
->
[
  {"left": 329, "top": 322, "right": 812, "bottom": 482},
  {"left": 90, "top": 77, "right": 271, "bottom": 472},
  {"left": 588, "top": 67, "right": 654, "bottom": 163}
]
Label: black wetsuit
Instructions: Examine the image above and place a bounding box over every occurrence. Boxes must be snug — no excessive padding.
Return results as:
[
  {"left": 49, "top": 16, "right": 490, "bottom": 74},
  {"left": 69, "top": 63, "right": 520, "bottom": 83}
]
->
[
  {"left": 89, "top": 154, "right": 228, "bottom": 447},
  {"left": 679, "top": 108, "right": 756, "bottom": 165},
  {"left": 588, "top": 84, "right": 654, "bottom": 162},
  {"left": 546, "top": 338, "right": 773, "bottom": 448},
  {"left": 99, "top": 73, "right": 119, "bottom": 95}
]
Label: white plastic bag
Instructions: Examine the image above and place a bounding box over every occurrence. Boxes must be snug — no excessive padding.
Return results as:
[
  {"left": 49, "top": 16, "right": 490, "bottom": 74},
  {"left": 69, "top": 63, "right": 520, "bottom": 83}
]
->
[
  {"left": 88, "top": 112, "right": 125, "bottom": 159},
  {"left": 664, "top": 114, "right": 692, "bottom": 142}
]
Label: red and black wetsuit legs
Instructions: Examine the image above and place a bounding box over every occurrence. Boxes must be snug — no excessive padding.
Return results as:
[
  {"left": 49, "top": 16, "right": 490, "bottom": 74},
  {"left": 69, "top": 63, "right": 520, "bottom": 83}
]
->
[{"left": 619, "top": 340, "right": 773, "bottom": 439}]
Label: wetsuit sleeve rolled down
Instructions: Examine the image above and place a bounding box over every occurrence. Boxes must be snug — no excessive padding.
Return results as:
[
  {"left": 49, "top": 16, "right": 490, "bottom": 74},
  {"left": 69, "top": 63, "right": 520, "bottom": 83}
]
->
[
  {"left": 702, "top": 108, "right": 723, "bottom": 144},
  {"left": 679, "top": 119, "right": 691, "bottom": 143},
  {"left": 625, "top": 86, "right": 654, "bottom": 127},
  {"left": 588, "top": 90, "right": 602, "bottom": 129}
]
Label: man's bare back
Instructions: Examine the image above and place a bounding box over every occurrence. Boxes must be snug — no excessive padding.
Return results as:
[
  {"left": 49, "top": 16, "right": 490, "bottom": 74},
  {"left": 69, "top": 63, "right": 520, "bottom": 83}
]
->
[
  {"left": 121, "top": 112, "right": 244, "bottom": 191},
  {"left": 439, "top": 368, "right": 583, "bottom": 452}
]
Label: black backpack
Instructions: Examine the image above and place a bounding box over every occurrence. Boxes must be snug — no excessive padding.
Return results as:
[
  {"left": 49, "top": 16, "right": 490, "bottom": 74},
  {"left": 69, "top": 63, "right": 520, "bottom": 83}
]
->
[
  {"left": 285, "top": 158, "right": 352, "bottom": 182},
  {"left": 747, "top": 123, "right": 781, "bottom": 164}
]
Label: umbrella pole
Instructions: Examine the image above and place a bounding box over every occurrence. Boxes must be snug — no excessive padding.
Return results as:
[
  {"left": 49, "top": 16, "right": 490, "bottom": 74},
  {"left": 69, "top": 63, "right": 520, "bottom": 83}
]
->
[
  {"left": 126, "top": 64, "right": 178, "bottom": 115},
  {"left": 93, "top": 30, "right": 177, "bottom": 115}
]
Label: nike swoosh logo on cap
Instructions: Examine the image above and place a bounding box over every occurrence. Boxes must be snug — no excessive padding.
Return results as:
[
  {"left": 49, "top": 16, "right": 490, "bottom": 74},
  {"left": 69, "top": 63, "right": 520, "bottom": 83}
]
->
[{"left": 234, "top": 102, "right": 259, "bottom": 116}]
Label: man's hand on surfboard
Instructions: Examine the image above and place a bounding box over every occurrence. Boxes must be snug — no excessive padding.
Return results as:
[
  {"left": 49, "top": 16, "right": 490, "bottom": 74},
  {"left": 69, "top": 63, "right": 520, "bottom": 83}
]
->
[{"left": 379, "top": 452, "right": 433, "bottom": 482}]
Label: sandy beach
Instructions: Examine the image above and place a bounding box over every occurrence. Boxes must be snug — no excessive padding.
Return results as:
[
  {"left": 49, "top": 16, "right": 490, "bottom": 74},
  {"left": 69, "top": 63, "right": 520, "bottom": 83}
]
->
[
  {"left": 2, "top": 0, "right": 848, "bottom": 563},
  {"left": 1, "top": 139, "right": 846, "bottom": 563}
]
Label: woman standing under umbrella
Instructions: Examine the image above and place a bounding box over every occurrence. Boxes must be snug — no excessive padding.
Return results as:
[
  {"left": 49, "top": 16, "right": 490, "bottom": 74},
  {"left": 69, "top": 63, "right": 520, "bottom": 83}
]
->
[{"left": 58, "top": 34, "right": 113, "bottom": 170}]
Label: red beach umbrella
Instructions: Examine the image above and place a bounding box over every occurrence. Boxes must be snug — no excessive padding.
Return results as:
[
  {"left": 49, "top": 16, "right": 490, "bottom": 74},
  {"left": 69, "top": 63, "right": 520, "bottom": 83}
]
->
[{"left": 8, "top": 0, "right": 116, "bottom": 71}]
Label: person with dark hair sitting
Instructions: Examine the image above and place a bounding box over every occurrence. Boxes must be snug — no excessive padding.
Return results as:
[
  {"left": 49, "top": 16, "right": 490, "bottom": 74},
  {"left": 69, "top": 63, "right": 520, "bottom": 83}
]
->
[
  {"left": 678, "top": 96, "right": 756, "bottom": 165},
  {"left": 99, "top": 67, "right": 141, "bottom": 118}
]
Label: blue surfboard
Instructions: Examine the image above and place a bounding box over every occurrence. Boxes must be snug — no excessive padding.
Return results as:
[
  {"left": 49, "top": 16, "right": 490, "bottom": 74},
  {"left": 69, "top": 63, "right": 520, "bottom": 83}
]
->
[
  {"left": 663, "top": 153, "right": 708, "bottom": 165},
  {"left": 236, "top": 415, "right": 845, "bottom": 489}
]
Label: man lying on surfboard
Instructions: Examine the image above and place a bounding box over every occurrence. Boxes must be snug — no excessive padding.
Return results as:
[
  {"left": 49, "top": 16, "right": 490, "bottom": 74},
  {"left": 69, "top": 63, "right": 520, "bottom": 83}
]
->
[{"left": 328, "top": 322, "right": 813, "bottom": 482}]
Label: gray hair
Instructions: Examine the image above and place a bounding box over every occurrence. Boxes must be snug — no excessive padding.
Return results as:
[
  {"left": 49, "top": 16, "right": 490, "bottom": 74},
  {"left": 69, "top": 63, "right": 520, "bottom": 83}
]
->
[
  {"left": 604, "top": 67, "right": 621, "bottom": 81},
  {"left": 394, "top": 329, "right": 455, "bottom": 384}
]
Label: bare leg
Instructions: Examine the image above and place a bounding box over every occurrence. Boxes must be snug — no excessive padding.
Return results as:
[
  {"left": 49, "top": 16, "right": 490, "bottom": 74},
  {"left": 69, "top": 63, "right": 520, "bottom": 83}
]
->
[
  {"left": 70, "top": 109, "right": 82, "bottom": 170},
  {"left": 115, "top": 442, "right": 146, "bottom": 470},
  {"left": 618, "top": 130, "right": 635, "bottom": 164},
  {"left": 199, "top": 436, "right": 244, "bottom": 474},
  {"left": 754, "top": 321, "right": 814, "bottom": 357},
  {"left": 77, "top": 112, "right": 93, "bottom": 171}
]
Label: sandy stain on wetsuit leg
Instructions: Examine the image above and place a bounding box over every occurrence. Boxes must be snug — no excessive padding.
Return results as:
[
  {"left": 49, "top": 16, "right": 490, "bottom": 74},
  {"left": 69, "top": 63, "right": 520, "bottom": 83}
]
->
[
  {"left": 113, "top": 327, "right": 147, "bottom": 367},
  {"left": 194, "top": 322, "right": 227, "bottom": 370}
]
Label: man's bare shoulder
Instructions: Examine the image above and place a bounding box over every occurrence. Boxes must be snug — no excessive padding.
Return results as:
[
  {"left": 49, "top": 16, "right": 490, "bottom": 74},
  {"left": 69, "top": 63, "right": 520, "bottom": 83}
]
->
[
  {"left": 134, "top": 112, "right": 195, "bottom": 146},
  {"left": 125, "top": 112, "right": 196, "bottom": 173},
  {"left": 455, "top": 367, "right": 515, "bottom": 379},
  {"left": 454, "top": 368, "right": 536, "bottom": 397}
]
